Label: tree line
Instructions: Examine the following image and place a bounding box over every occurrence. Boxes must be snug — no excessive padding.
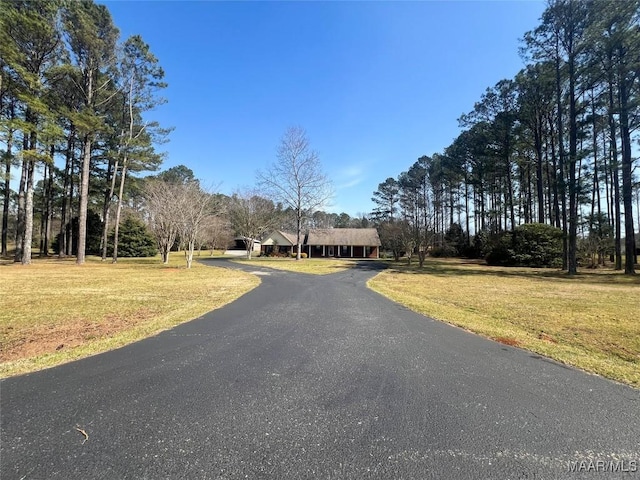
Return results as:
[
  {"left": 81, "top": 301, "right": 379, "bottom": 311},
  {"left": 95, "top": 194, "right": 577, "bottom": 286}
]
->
[
  {"left": 1, "top": 0, "right": 169, "bottom": 265},
  {"left": 371, "top": 0, "right": 639, "bottom": 275},
  {"left": 0, "top": 1, "right": 355, "bottom": 267}
]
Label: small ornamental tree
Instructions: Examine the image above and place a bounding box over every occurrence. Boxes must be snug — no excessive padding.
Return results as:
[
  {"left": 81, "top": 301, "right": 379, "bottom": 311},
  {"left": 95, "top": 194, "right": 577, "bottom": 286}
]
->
[{"left": 109, "top": 215, "right": 157, "bottom": 257}]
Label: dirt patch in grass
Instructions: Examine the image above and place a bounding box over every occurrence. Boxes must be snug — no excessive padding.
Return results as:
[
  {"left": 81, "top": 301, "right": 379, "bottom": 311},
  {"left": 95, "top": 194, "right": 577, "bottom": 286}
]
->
[
  {"left": 538, "top": 332, "right": 557, "bottom": 343},
  {"left": 494, "top": 337, "right": 522, "bottom": 347},
  {"left": 368, "top": 257, "right": 640, "bottom": 387},
  {"left": 0, "top": 255, "right": 259, "bottom": 377},
  {"left": 1, "top": 308, "right": 155, "bottom": 362}
]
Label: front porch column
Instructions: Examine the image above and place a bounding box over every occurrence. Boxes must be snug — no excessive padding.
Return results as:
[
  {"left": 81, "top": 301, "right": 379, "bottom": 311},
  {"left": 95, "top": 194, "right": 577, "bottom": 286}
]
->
[
  {"left": 350, "top": 245, "right": 353, "bottom": 258},
  {"left": 322, "top": 245, "right": 325, "bottom": 257},
  {"left": 308, "top": 245, "right": 311, "bottom": 258}
]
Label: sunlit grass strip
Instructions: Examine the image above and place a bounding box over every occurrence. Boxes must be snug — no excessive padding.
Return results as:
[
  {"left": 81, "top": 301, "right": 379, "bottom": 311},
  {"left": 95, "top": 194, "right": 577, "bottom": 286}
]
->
[
  {"left": 0, "top": 255, "right": 259, "bottom": 377},
  {"left": 368, "top": 258, "right": 640, "bottom": 387},
  {"left": 232, "top": 257, "right": 358, "bottom": 275}
]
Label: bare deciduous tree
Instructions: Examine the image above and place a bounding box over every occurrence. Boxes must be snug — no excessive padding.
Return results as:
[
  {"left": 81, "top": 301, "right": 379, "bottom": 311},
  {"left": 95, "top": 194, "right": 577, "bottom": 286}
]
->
[
  {"left": 144, "top": 179, "right": 220, "bottom": 268},
  {"left": 200, "top": 216, "right": 233, "bottom": 255},
  {"left": 176, "top": 183, "right": 220, "bottom": 268},
  {"left": 143, "top": 179, "right": 180, "bottom": 264},
  {"left": 258, "top": 126, "right": 333, "bottom": 260},
  {"left": 228, "top": 190, "right": 281, "bottom": 259}
]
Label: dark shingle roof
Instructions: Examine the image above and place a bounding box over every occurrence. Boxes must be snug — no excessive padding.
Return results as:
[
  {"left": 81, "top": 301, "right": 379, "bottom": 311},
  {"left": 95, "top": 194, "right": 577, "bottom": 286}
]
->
[
  {"left": 306, "top": 228, "right": 381, "bottom": 246},
  {"left": 279, "top": 231, "right": 299, "bottom": 245}
]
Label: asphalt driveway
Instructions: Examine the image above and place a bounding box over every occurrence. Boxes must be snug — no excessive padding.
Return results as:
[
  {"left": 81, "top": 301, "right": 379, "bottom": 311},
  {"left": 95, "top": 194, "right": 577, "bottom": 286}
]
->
[{"left": 1, "top": 259, "right": 638, "bottom": 479}]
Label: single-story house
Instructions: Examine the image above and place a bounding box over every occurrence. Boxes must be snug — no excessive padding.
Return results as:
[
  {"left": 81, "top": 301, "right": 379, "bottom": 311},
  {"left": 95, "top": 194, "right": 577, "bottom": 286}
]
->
[
  {"left": 261, "top": 230, "right": 300, "bottom": 256},
  {"left": 261, "top": 228, "right": 381, "bottom": 259},
  {"left": 306, "top": 228, "right": 381, "bottom": 258}
]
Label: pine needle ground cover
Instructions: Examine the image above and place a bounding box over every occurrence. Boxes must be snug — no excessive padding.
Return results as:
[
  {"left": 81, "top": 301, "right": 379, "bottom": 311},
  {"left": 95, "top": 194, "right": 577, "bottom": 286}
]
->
[
  {"left": 368, "top": 258, "right": 640, "bottom": 387},
  {"left": 233, "top": 258, "right": 357, "bottom": 275},
  {"left": 0, "top": 256, "right": 259, "bottom": 378}
]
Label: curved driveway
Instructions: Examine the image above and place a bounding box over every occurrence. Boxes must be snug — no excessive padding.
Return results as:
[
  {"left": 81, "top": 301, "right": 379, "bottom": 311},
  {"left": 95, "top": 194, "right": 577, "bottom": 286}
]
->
[{"left": 2, "top": 259, "right": 638, "bottom": 479}]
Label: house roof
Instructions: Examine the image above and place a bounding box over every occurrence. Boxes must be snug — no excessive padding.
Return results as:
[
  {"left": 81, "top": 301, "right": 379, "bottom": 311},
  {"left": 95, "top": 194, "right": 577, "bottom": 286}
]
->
[
  {"left": 306, "top": 228, "right": 381, "bottom": 246},
  {"left": 262, "top": 230, "right": 298, "bottom": 246},
  {"left": 279, "top": 231, "right": 299, "bottom": 245}
]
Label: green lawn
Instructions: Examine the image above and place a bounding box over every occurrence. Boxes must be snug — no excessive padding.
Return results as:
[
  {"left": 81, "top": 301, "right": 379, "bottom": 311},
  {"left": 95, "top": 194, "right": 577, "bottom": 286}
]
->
[
  {"left": 0, "top": 254, "right": 258, "bottom": 377},
  {"left": 232, "top": 257, "right": 359, "bottom": 275},
  {"left": 4, "top": 253, "right": 638, "bottom": 387},
  {"left": 368, "top": 258, "right": 640, "bottom": 387}
]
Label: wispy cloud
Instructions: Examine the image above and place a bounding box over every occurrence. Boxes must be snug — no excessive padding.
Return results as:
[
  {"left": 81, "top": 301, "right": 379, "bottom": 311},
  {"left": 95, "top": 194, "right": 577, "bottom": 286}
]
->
[
  {"left": 336, "top": 164, "right": 365, "bottom": 190},
  {"left": 338, "top": 178, "right": 362, "bottom": 189}
]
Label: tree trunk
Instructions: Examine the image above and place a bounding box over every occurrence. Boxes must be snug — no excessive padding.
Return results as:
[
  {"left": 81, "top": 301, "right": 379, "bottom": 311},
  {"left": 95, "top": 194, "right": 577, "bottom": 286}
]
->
[
  {"left": 77, "top": 59, "right": 95, "bottom": 265},
  {"left": 42, "top": 145, "right": 55, "bottom": 257},
  {"left": 76, "top": 134, "right": 92, "bottom": 264},
  {"left": 296, "top": 207, "right": 302, "bottom": 260},
  {"left": 101, "top": 156, "right": 118, "bottom": 260},
  {"left": 566, "top": 25, "right": 579, "bottom": 275},
  {"left": 590, "top": 92, "right": 601, "bottom": 223},
  {"left": 607, "top": 83, "right": 622, "bottom": 270},
  {"left": 40, "top": 161, "right": 50, "bottom": 256},
  {"left": 186, "top": 239, "right": 195, "bottom": 268},
  {"left": 602, "top": 134, "right": 612, "bottom": 231},
  {"left": 618, "top": 65, "right": 635, "bottom": 275},
  {"left": 67, "top": 152, "right": 76, "bottom": 257},
  {"left": 464, "top": 173, "right": 470, "bottom": 243},
  {"left": 535, "top": 119, "right": 545, "bottom": 224},
  {"left": 39, "top": 163, "right": 48, "bottom": 256},
  {"left": 45, "top": 167, "right": 53, "bottom": 256},
  {"left": 554, "top": 41, "right": 568, "bottom": 270},
  {"left": 21, "top": 126, "right": 40, "bottom": 265},
  {"left": 59, "top": 128, "right": 74, "bottom": 256},
  {"left": 1, "top": 121, "right": 13, "bottom": 257},
  {"left": 14, "top": 135, "right": 28, "bottom": 263},
  {"left": 112, "top": 160, "right": 127, "bottom": 263},
  {"left": 22, "top": 159, "right": 34, "bottom": 265}
]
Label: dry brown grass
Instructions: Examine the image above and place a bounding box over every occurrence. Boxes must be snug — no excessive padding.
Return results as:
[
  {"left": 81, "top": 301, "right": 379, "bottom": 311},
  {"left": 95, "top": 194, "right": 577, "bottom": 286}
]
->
[
  {"left": 0, "top": 255, "right": 258, "bottom": 377},
  {"left": 368, "top": 258, "right": 640, "bottom": 387},
  {"left": 233, "top": 257, "right": 357, "bottom": 275}
]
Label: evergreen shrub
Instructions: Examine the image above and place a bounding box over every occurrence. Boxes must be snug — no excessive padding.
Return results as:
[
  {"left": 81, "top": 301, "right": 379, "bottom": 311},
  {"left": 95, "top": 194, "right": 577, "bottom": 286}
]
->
[
  {"left": 486, "top": 223, "right": 563, "bottom": 268},
  {"left": 109, "top": 215, "right": 158, "bottom": 257}
]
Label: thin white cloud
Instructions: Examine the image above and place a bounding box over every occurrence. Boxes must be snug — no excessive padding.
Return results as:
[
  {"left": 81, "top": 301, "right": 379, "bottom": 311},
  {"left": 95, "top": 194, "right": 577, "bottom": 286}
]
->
[
  {"left": 335, "top": 163, "right": 365, "bottom": 190},
  {"left": 337, "top": 177, "right": 362, "bottom": 189}
]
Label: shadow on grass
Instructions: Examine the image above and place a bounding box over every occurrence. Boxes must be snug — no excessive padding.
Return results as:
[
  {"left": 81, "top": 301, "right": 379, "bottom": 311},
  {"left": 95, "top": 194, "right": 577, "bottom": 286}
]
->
[
  {"left": 386, "top": 258, "right": 640, "bottom": 286},
  {"left": 0, "top": 255, "right": 169, "bottom": 268}
]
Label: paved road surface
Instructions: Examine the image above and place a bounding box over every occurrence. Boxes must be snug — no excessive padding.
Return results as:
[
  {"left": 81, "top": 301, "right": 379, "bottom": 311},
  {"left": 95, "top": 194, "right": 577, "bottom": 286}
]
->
[{"left": 2, "top": 260, "right": 638, "bottom": 479}]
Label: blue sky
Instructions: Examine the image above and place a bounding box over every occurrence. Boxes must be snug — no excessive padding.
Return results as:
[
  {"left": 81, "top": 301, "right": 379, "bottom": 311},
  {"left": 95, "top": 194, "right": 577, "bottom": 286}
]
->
[{"left": 105, "top": 0, "right": 546, "bottom": 217}]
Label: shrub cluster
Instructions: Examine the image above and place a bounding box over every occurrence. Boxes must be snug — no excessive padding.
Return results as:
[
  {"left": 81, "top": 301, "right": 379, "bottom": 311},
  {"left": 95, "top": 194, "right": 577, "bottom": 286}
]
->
[
  {"left": 485, "top": 223, "right": 563, "bottom": 267},
  {"left": 430, "top": 245, "right": 459, "bottom": 258}
]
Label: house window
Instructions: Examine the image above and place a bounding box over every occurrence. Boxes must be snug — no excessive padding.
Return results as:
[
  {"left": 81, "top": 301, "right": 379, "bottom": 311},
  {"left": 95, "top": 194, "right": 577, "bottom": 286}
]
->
[
  {"left": 365, "top": 246, "right": 370, "bottom": 257},
  {"left": 340, "top": 245, "right": 349, "bottom": 257}
]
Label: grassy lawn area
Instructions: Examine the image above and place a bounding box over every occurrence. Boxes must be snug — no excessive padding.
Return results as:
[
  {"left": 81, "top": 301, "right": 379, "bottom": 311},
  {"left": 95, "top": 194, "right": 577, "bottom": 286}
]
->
[
  {"left": 232, "top": 257, "right": 359, "bottom": 275},
  {"left": 0, "top": 255, "right": 259, "bottom": 378},
  {"left": 368, "top": 258, "right": 640, "bottom": 387}
]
